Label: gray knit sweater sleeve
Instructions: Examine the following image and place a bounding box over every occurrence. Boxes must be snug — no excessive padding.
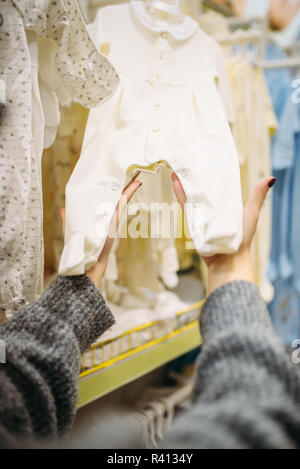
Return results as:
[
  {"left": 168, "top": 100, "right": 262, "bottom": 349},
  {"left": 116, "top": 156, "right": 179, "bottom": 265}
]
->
[
  {"left": 162, "top": 281, "right": 300, "bottom": 449},
  {"left": 0, "top": 275, "right": 115, "bottom": 447}
]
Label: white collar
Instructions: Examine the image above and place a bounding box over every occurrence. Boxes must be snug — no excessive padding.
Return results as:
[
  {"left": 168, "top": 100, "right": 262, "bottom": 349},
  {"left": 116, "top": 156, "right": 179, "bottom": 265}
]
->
[{"left": 130, "top": 0, "right": 198, "bottom": 41}]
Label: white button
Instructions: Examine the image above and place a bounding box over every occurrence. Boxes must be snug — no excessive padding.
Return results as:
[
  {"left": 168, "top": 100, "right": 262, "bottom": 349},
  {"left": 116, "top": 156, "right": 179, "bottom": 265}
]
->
[
  {"left": 111, "top": 182, "right": 120, "bottom": 191},
  {"left": 161, "top": 32, "right": 168, "bottom": 39},
  {"left": 160, "top": 52, "right": 166, "bottom": 60},
  {"left": 157, "top": 74, "right": 163, "bottom": 81},
  {"left": 154, "top": 101, "right": 160, "bottom": 108},
  {"left": 180, "top": 169, "right": 188, "bottom": 178},
  {"left": 193, "top": 202, "right": 201, "bottom": 208},
  {"left": 96, "top": 223, "right": 108, "bottom": 238},
  {"left": 96, "top": 207, "right": 108, "bottom": 217},
  {"left": 152, "top": 127, "right": 159, "bottom": 133}
]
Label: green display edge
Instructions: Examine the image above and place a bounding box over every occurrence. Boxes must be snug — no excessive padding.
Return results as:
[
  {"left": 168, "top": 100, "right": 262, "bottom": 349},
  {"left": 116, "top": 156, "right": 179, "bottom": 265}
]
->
[{"left": 78, "top": 323, "right": 201, "bottom": 408}]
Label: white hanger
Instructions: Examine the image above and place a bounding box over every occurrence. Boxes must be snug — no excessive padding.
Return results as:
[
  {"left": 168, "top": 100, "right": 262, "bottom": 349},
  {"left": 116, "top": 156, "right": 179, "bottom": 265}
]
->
[{"left": 146, "top": 0, "right": 184, "bottom": 21}]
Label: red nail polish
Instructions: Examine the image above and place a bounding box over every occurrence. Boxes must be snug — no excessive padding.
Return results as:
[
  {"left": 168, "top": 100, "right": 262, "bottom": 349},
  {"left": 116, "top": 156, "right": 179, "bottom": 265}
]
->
[{"left": 268, "top": 178, "right": 277, "bottom": 188}]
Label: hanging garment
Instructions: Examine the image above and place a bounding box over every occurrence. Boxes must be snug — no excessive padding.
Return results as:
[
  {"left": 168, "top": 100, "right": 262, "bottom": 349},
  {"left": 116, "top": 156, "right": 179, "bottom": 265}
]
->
[
  {"left": 264, "top": 44, "right": 300, "bottom": 344},
  {"left": 59, "top": 2, "right": 243, "bottom": 276},
  {"left": 265, "top": 45, "right": 296, "bottom": 283},
  {"left": 226, "top": 56, "right": 277, "bottom": 302},
  {"left": 42, "top": 106, "right": 182, "bottom": 303},
  {"left": 0, "top": 0, "right": 119, "bottom": 317},
  {"left": 267, "top": 97, "right": 300, "bottom": 345},
  {"left": 291, "top": 128, "right": 300, "bottom": 296},
  {"left": 122, "top": 166, "right": 180, "bottom": 291}
]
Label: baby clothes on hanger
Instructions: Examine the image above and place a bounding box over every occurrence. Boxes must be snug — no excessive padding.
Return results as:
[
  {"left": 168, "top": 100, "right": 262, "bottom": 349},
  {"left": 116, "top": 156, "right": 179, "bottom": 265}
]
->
[
  {"left": 0, "top": 0, "right": 119, "bottom": 317},
  {"left": 291, "top": 127, "right": 300, "bottom": 296},
  {"left": 43, "top": 104, "right": 90, "bottom": 273},
  {"left": 59, "top": 2, "right": 243, "bottom": 276},
  {"left": 125, "top": 166, "right": 180, "bottom": 290},
  {"left": 226, "top": 57, "right": 277, "bottom": 302},
  {"left": 268, "top": 91, "right": 300, "bottom": 344},
  {"left": 265, "top": 45, "right": 295, "bottom": 283}
]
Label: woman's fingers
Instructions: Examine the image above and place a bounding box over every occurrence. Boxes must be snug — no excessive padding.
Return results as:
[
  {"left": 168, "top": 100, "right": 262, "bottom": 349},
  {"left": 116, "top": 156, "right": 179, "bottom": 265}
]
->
[
  {"left": 99, "top": 175, "right": 142, "bottom": 262},
  {"left": 243, "top": 177, "right": 276, "bottom": 247},
  {"left": 58, "top": 208, "right": 66, "bottom": 240},
  {"left": 172, "top": 172, "right": 187, "bottom": 209},
  {"left": 107, "top": 175, "right": 142, "bottom": 240}
]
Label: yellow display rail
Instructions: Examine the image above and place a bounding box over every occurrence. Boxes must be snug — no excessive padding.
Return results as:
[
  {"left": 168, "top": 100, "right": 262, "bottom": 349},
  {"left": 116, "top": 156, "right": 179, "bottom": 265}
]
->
[{"left": 78, "top": 301, "right": 203, "bottom": 408}]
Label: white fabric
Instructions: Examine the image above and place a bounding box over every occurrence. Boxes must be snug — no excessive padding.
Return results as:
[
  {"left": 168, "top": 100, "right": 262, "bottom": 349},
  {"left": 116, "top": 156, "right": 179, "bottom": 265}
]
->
[
  {"left": 130, "top": 0, "right": 198, "bottom": 40},
  {"left": 59, "top": 3, "right": 243, "bottom": 276},
  {"left": 0, "top": 0, "right": 119, "bottom": 316}
]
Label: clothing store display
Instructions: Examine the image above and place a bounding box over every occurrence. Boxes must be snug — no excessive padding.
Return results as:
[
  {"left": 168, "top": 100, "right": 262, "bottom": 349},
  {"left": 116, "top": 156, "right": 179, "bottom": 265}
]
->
[
  {"left": 0, "top": 0, "right": 119, "bottom": 317},
  {"left": 132, "top": 377, "right": 194, "bottom": 448},
  {"left": 225, "top": 57, "right": 276, "bottom": 302},
  {"left": 83, "top": 290, "right": 196, "bottom": 369},
  {"left": 42, "top": 108, "right": 182, "bottom": 303},
  {"left": 121, "top": 166, "right": 180, "bottom": 291},
  {"left": 291, "top": 130, "right": 300, "bottom": 295},
  {"left": 268, "top": 99, "right": 300, "bottom": 344},
  {"left": 263, "top": 43, "right": 300, "bottom": 343},
  {"left": 42, "top": 104, "right": 89, "bottom": 272},
  {"left": 59, "top": 2, "right": 243, "bottom": 277}
]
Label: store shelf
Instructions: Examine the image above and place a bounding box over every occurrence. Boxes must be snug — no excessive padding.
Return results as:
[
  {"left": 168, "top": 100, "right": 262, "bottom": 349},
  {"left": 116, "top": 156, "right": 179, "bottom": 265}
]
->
[{"left": 78, "top": 319, "right": 202, "bottom": 408}]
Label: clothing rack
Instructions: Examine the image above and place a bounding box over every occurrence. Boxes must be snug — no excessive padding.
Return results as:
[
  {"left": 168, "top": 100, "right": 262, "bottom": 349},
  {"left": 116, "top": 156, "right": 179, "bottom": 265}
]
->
[
  {"left": 217, "top": 29, "right": 300, "bottom": 70},
  {"left": 91, "top": 0, "right": 233, "bottom": 17},
  {"left": 228, "top": 15, "right": 268, "bottom": 30},
  {"left": 222, "top": 12, "right": 300, "bottom": 70},
  {"left": 254, "top": 57, "right": 300, "bottom": 70},
  {"left": 217, "top": 30, "right": 263, "bottom": 45},
  {"left": 201, "top": 0, "right": 232, "bottom": 18}
]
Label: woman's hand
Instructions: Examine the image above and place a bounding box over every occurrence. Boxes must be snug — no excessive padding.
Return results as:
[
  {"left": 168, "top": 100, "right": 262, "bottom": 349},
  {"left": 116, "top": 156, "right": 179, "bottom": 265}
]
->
[
  {"left": 270, "top": 0, "right": 300, "bottom": 30},
  {"left": 59, "top": 173, "right": 142, "bottom": 288},
  {"left": 172, "top": 173, "right": 276, "bottom": 296}
]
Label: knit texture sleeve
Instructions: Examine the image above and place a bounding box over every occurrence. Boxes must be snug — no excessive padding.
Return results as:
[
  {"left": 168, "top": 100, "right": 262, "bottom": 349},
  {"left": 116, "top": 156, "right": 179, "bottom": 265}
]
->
[
  {"left": 0, "top": 275, "right": 115, "bottom": 446},
  {"left": 162, "top": 281, "right": 300, "bottom": 449}
]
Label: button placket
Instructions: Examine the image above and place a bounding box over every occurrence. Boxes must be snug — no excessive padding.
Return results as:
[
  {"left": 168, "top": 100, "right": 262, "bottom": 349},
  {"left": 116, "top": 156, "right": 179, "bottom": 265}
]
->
[{"left": 145, "top": 34, "right": 169, "bottom": 164}]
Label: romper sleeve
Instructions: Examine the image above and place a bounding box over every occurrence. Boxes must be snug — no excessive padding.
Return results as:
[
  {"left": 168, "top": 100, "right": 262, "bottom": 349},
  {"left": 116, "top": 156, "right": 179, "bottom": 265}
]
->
[{"left": 13, "top": 0, "right": 120, "bottom": 109}]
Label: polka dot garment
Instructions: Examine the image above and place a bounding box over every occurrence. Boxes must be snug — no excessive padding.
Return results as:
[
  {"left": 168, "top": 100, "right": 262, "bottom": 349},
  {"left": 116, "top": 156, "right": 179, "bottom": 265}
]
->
[{"left": 0, "top": 0, "right": 119, "bottom": 318}]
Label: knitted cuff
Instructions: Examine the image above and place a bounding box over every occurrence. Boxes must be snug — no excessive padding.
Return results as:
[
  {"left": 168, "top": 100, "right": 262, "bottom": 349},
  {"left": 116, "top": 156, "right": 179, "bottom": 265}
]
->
[
  {"left": 40, "top": 275, "right": 115, "bottom": 353},
  {"left": 200, "top": 281, "right": 272, "bottom": 343}
]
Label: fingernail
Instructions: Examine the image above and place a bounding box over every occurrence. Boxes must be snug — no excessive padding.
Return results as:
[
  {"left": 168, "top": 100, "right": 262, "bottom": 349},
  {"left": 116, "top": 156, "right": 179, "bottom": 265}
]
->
[{"left": 268, "top": 177, "right": 276, "bottom": 188}]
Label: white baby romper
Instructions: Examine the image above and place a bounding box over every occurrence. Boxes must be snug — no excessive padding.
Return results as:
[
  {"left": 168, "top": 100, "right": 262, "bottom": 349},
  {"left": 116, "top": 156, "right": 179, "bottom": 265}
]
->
[{"left": 59, "top": 3, "right": 243, "bottom": 276}]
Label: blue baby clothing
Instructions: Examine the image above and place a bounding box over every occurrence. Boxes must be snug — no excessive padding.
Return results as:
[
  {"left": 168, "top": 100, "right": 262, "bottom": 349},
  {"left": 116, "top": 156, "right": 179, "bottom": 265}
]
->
[{"left": 265, "top": 44, "right": 300, "bottom": 344}]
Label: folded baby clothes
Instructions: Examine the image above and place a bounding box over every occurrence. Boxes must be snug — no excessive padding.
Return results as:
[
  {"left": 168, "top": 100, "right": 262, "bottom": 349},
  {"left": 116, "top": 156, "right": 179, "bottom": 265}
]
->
[{"left": 59, "top": 3, "right": 243, "bottom": 276}]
